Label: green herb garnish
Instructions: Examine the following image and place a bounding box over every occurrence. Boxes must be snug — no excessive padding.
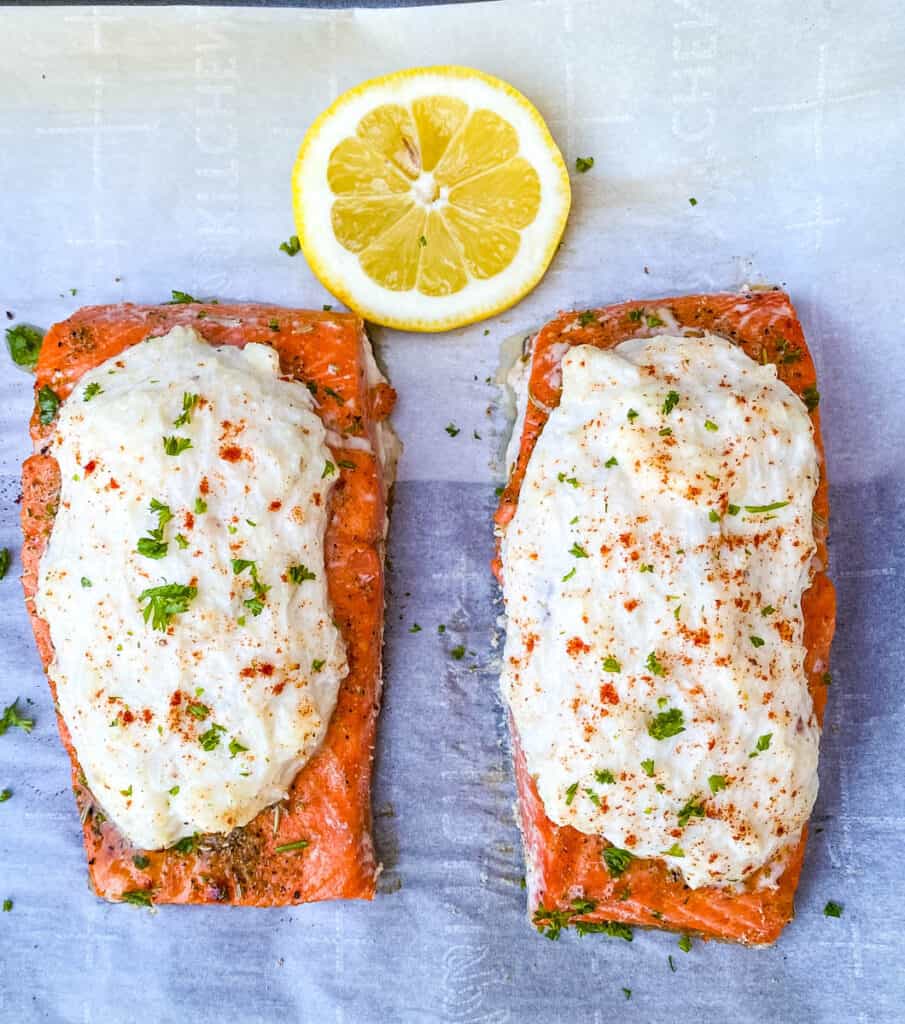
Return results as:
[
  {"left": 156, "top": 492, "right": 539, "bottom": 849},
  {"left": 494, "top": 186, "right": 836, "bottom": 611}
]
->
[
  {"left": 575, "top": 156, "right": 595, "bottom": 173},
  {"left": 569, "top": 542, "right": 589, "bottom": 558},
  {"left": 279, "top": 236, "right": 301, "bottom": 256},
  {"left": 138, "top": 582, "right": 197, "bottom": 631},
  {"left": 288, "top": 564, "right": 316, "bottom": 583},
  {"left": 677, "top": 796, "right": 706, "bottom": 828},
  {"left": 641, "top": 758, "right": 655, "bottom": 777},
  {"left": 708, "top": 774, "right": 727, "bottom": 794},
  {"left": 603, "top": 655, "right": 621, "bottom": 673},
  {"left": 749, "top": 732, "right": 772, "bottom": 757},
  {"left": 662, "top": 391, "right": 680, "bottom": 415},
  {"left": 0, "top": 699, "right": 34, "bottom": 736},
  {"left": 645, "top": 651, "right": 666, "bottom": 676},
  {"left": 37, "top": 385, "right": 60, "bottom": 425},
  {"left": 83, "top": 382, "right": 103, "bottom": 401},
  {"left": 603, "top": 846, "right": 634, "bottom": 877},
  {"left": 173, "top": 392, "right": 199, "bottom": 427},
  {"left": 275, "top": 839, "right": 310, "bottom": 854},
  {"left": 198, "top": 724, "right": 225, "bottom": 751},
  {"left": 824, "top": 900, "right": 843, "bottom": 918},
  {"left": 648, "top": 707, "right": 684, "bottom": 740},
  {"left": 445, "top": 422, "right": 460, "bottom": 437},
  {"left": 162, "top": 435, "right": 192, "bottom": 456},
  {"left": 5, "top": 324, "right": 43, "bottom": 369}
]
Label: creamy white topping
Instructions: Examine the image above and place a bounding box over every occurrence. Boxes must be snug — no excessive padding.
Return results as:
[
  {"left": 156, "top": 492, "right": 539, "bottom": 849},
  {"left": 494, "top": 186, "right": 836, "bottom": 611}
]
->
[
  {"left": 500, "top": 333, "right": 820, "bottom": 888},
  {"left": 36, "top": 327, "right": 346, "bottom": 850}
]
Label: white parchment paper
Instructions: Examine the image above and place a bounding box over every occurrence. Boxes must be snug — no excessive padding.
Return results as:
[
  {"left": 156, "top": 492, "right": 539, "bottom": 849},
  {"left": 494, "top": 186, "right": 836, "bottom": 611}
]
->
[{"left": 1, "top": 2, "right": 903, "bottom": 1021}]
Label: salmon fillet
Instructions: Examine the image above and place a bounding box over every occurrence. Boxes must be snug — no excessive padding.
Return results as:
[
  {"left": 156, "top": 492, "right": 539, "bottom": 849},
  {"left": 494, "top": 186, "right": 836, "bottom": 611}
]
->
[
  {"left": 494, "top": 291, "right": 834, "bottom": 945},
  {"left": 21, "top": 301, "right": 397, "bottom": 906}
]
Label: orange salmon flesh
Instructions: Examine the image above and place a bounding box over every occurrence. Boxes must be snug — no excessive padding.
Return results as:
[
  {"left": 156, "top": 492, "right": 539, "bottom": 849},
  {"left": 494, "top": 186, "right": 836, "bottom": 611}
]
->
[
  {"left": 494, "top": 291, "right": 834, "bottom": 945},
  {"left": 21, "top": 302, "right": 395, "bottom": 906}
]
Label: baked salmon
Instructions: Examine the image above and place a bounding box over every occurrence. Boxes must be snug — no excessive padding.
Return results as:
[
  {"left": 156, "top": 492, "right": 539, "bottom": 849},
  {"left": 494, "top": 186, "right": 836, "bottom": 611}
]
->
[
  {"left": 494, "top": 291, "right": 834, "bottom": 945},
  {"left": 21, "top": 301, "right": 397, "bottom": 905}
]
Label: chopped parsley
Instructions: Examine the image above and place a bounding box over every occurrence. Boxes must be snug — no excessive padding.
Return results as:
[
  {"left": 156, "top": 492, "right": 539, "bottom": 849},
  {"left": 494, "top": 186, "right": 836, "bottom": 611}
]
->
[
  {"left": 279, "top": 235, "right": 301, "bottom": 256},
  {"left": 575, "top": 920, "right": 633, "bottom": 940},
  {"left": 639, "top": 563, "right": 654, "bottom": 573},
  {"left": 194, "top": 497, "right": 208, "bottom": 514},
  {"left": 323, "top": 386, "right": 344, "bottom": 404},
  {"left": 83, "top": 382, "right": 103, "bottom": 401},
  {"left": 132, "top": 854, "right": 150, "bottom": 869},
  {"left": 275, "top": 839, "right": 310, "bottom": 854},
  {"left": 704, "top": 419, "right": 718, "bottom": 431},
  {"left": 175, "top": 534, "right": 189, "bottom": 550},
  {"left": 169, "top": 786, "right": 180, "bottom": 796},
  {"left": 658, "top": 427, "right": 672, "bottom": 437},
  {"left": 187, "top": 703, "right": 209, "bottom": 720},
  {"left": 0, "top": 699, "right": 34, "bottom": 736},
  {"left": 408, "top": 623, "right": 422, "bottom": 634},
  {"left": 605, "top": 456, "right": 618, "bottom": 468},
  {"left": 677, "top": 796, "right": 706, "bottom": 828},
  {"left": 823, "top": 900, "right": 843, "bottom": 918},
  {"left": 708, "top": 509, "right": 721, "bottom": 523},
  {"left": 418, "top": 235, "right": 427, "bottom": 247},
  {"left": 312, "top": 659, "right": 325, "bottom": 672},
  {"left": 557, "top": 471, "right": 580, "bottom": 487},
  {"left": 627, "top": 408, "right": 639, "bottom": 422},
  {"left": 168, "top": 290, "right": 197, "bottom": 303},
  {"left": 228, "top": 737, "right": 248, "bottom": 758},
  {"left": 627, "top": 308, "right": 644, "bottom": 323},
  {"left": 138, "top": 582, "right": 197, "bottom": 631},
  {"left": 120, "top": 784, "right": 133, "bottom": 797},
  {"left": 288, "top": 564, "right": 316, "bottom": 583},
  {"left": 708, "top": 774, "right": 727, "bottom": 794},
  {"left": 584, "top": 787, "right": 601, "bottom": 806},
  {"left": 646, "top": 313, "right": 665, "bottom": 328},
  {"left": 595, "top": 769, "right": 615, "bottom": 785},
  {"left": 198, "top": 724, "right": 225, "bottom": 751},
  {"left": 688, "top": 197, "right": 698, "bottom": 207},
  {"left": 561, "top": 567, "right": 577, "bottom": 582},
  {"left": 137, "top": 498, "right": 173, "bottom": 560},
  {"left": 0, "top": 549, "right": 9, "bottom": 580},
  {"left": 802, "top": 386, "right": 820, "bottom": 412},
  {"left": 641, "top": 758, "right": 655, "bottom": 777},
  {"left": 172, "top": 834, "right": 198, "bottom": 855},
  {"left": 575, "top": 156, "right": 595, "bottom": 173},
  {"left": 5, "top": 323, "right": 43, "bottom": 369},
  {"left": 37, "top": 385, "right": 61, "bottom": 425},
  {"left": 750, "top": 635, "right": 765, "bottom": 648},
  {"left": 565, "top": 781, "right": 579, "bottom": 806},
  {"left": 120, "top": 890, "right": 154, "bottom": 907},
  {"left": 162, "top": 435, "right": 192, "bottom": 456},
  {"left": 450, "top": 645, "right": 466, "bottom": 660},
  {"left": 745, "top": 501, "right": 789, "bottom": 514},
  {"left": 648, "top": 707, "right": 684, "bottom": 740},
  {"left": 569, "top": 542, "right": 589, "bottom": 558},
  {"left": 577, "top": 310, "right": 596, "bottom": 326},
  {"left": 337, "top": 459, "right": 356, "bottom": 470},
  {"left": 749, "top": 732, "right": 772, "bottom": 757},
  {"left": 603, "top": 846, "right": 634, "bottom": 877},
  {"left": 2, "top": 899, "right": 11, "bottom": 912},
  {"left": 445, "top": 422, "right": 460, "bottom": 437},
  {"left": 173, "top": 392, "right": 199, "bottom": 427},
  {"left": 662, "top": 391, "right": 680, "bottom": 415},
  {"left": 0, "top": 789, "right": 10, "bottom": 802},
  {"left": 603, "top": 655, "right": 621, "bottom": 673},
  {"left": 622, "top": 988, "right": 632, "bottom": 1001},
  {"left": 322, "top": 460, "right": 336, "bottom": 478},
  {"left": 727, "top": 503, "right": 740, "bottom": 516},
  {"left": 663, "top": 843, "right": 684, "bottom": 857},
  {"left": 761, "top": 605, "right": 776, "bottom": 616},
  {"left": 678, "top": 934, "right": 692, "bottom": 952},
  {"left": 645, "top": 651, "right": 666, "bottom": 676}
]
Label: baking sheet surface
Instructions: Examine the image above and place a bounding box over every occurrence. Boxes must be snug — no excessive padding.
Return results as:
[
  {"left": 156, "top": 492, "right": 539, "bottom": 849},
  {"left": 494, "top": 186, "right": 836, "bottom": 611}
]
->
[{"left": 1, "top": 2, "right": 903, "bottom": 1021}]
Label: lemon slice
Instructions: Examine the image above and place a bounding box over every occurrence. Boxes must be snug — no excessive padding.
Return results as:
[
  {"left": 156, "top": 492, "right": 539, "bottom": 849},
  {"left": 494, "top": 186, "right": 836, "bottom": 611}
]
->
[{"left": 292, "top": 66, "right": 571, "bottom": 332}]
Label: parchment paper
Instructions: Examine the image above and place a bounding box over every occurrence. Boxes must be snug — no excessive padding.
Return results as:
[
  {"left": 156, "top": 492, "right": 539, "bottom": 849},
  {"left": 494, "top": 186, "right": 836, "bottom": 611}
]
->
[{"left": 1, "top": 3, "right": 903, "bottom": 1021}]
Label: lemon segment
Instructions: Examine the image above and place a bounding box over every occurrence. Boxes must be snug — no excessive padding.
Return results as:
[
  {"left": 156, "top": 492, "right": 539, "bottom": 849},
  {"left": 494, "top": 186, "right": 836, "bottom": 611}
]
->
[{"left": 293, "top": 66, "right": 571, "bottom": 332}]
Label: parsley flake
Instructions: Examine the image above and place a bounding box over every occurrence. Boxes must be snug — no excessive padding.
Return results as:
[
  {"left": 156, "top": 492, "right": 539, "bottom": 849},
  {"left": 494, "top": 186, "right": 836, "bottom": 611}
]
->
[
  {"left": 677, "top": 796, "right": 706, "bottom": 828},
  {"left": 0, "top": 699, "right": 34, "bottom": 736},
  {"left": 708, "top": 774, "right": 727, "bottom": 794},
  {"left": 577, "top": 310, "right": 596, "bottom": 326},
  {"left": 750, "top": 635, "right": 765, "bottom": 648},
  {"left": 824, "top": 900, "right": 843, "bottom": 918},
  {"left": 596, "top": 769, "right": 615, "bottom": 784},
  {"left": 279, "top": 235, "right": 301, "bottom": 256},
  {"left": 627, "top": 408, "right": 639, "bottom": 422},
  {"left": 565, "top": 782, "right": 579, "bottom": 806},
  {"left": 569, "top": 542, "right": 589, "bottom": 558},
  {"left": 603, "top": 846, "right": 634, "bottom": 877},
  {"left": 662, "top": 391, "right": 680, "bottom": 415},
  {"left": 198, "top": 724, "right": 225, "bottom": 751},
  {"left": 645, "top": 651, "right": 666, "bottom": 676},
  {"left": 803, "top": 386, "right": 820, "bottom": 412},
  {"left": 605, "top": 456, "right": 618, "bottom": 468},
  {"left": 138, "top": 582, "right": 197, "bottom": 631},
  {"left": 561, "top": 567, "right": 577, "bottom": 582},
  {"left": 749, "top": 732, "right": 772, "bottom": 757},
  {"left": 37, "top": 385, "right": 61, "bottom": 425},
  {"left": 648, "top": 707, "right": 684, "bottom": 740},
  {"left": 603, "top": 655, "right": 621, "bottom": 673},
  {"left": 83, "top": 382, "right": 103, "bottom": 401},
  {"left": 162, "top": 435, "right": 192, "bottom": 456},
  {"left": 288, "top": 564, "right": 316, "bottom": 583},
  {"left": 575, "top": 156, "right": 595, "bottom": 173},
  {"left": 173, "top": 392, "right": 199, "bottom": 427},
  {"left": 445, "top": 422, "right": 460, "bottom": 437},
  {"left": 641, "top": 758, "right": 655, "bottom": 777},
  {"left": 5, "top": 323, "right": 43, "bottom": 369}
]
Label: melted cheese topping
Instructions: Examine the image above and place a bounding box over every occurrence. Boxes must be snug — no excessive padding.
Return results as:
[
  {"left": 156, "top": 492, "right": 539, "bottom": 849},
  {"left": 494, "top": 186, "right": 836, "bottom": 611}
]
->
[
  {"left": 500, "top": 334, "right": 820, "bottom": 888},
  {"left": 36, "top": 327, "right": 346, "bottom": 850}
]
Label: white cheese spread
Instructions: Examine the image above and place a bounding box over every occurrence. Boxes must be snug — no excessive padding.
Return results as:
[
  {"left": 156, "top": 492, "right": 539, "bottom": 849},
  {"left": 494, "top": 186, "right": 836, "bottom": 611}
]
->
[
  {"left": 500, "top": 333, "right": 820, "bottom": 888},
  {"left": 36, "top": 326, "right": 346, "bottom": 850}
]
